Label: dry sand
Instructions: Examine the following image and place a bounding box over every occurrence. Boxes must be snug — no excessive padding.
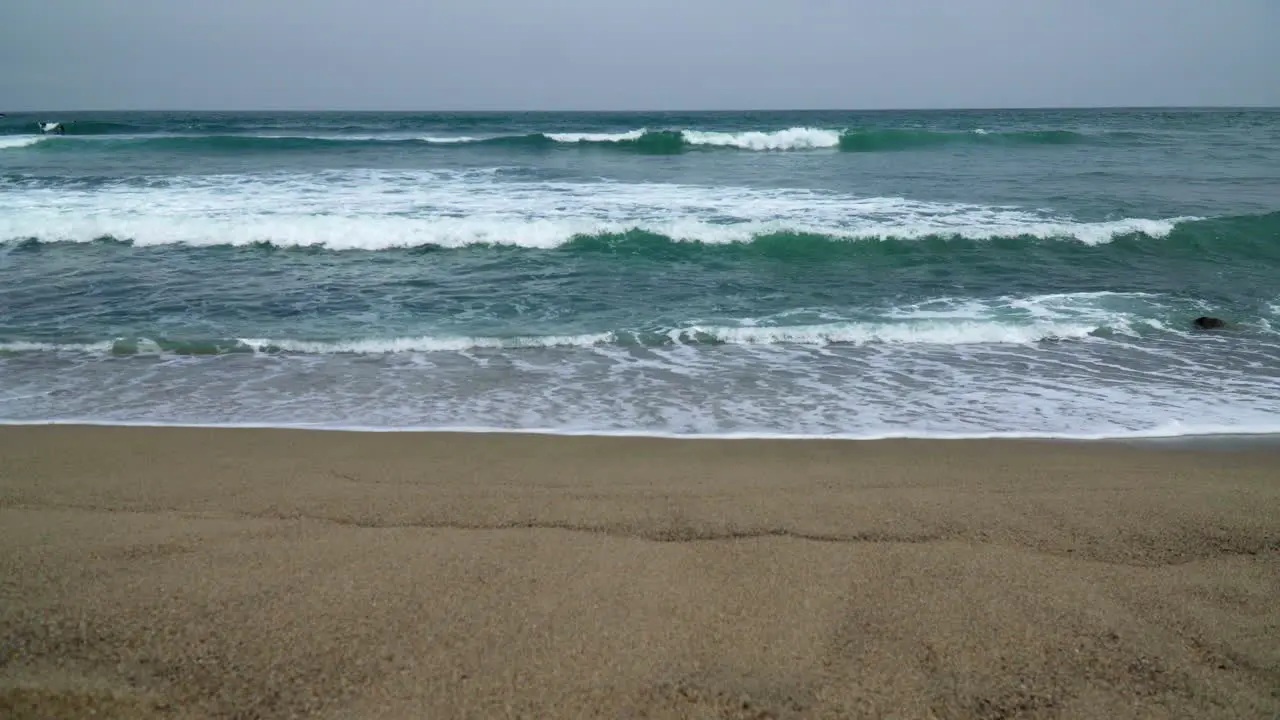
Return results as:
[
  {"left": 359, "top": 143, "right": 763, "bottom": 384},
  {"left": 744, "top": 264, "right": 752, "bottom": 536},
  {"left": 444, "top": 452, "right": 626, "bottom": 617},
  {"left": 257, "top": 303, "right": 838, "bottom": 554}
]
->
[{"left": 1, "top": 426, "right": 1277, "bottom": 719}]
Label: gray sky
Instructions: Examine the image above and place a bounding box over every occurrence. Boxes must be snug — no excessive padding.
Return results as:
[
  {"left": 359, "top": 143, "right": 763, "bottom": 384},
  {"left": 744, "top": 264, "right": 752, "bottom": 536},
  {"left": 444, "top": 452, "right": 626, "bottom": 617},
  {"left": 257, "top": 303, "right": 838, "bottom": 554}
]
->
[{"left": 2, "top": 0, "right": 1277, "bottom": 111}]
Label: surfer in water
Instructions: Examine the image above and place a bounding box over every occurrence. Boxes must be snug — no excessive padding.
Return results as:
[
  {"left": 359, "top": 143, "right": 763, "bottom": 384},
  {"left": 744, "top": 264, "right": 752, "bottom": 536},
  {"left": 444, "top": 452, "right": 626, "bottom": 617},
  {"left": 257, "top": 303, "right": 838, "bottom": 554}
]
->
[{"left": 38, "top": 122, "right": 65, "bottom": 135}]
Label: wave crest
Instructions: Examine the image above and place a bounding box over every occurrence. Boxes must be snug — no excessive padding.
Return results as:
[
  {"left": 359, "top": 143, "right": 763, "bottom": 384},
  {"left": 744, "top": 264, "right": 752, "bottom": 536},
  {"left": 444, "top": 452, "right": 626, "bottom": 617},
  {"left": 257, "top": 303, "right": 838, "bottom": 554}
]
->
[
  {"left": 0, "top": 312, "right": 1134, "bottom": 358},
  {"left": 681, "top": 127, "right": 842, "bottom": 150},
  {"left": 0, "top": 216, "right": 1195, "bottom": 251},
  {"left": 3, "top": 126, "right": 1107, "bottom": 154},
  {"left": 0, "top": 136, "right": 46, "bottom": 150},
  {"left": 0, "top": 170, "right": 1198, "bottom": 250},
  {"left": 671, "top": 320, "right": 1096, "bottom": 346}
]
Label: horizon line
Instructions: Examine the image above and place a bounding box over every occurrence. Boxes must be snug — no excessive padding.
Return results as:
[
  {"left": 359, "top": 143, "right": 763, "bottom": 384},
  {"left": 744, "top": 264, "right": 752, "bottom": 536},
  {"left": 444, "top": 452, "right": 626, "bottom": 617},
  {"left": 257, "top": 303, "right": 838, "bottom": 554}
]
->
[{"left": 5, "top": 104, "right": 1280, "bottom": 115}]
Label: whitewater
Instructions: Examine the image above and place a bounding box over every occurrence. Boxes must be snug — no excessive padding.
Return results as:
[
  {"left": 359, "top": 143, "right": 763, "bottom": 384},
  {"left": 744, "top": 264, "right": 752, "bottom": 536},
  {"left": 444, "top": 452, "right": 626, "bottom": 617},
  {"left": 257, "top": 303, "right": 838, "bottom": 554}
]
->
[
  {"left": 1, "top": 108, "right": 1278, "bottom": 438},
  {"left": 0, "top": 170, "right": 1196, "bottom": 249},
  {"left": 0, "top": 126, "right": 1085, "bottom": 152}
]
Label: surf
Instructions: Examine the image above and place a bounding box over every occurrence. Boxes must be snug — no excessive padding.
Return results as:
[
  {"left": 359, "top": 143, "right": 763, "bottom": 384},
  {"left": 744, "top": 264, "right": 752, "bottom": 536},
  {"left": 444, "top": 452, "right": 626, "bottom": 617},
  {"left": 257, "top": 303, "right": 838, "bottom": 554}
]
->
[
  {"left": 0, "top": 170, "right": 1211, "bottom": 250},
  {"left": 0, "top": 126, "right": 1117, "bottom": 154},
  {"left": 0, "top": 216, "right": 1203, "bottom": 251},
  {"left": 0, "top": 322, "right": 1153, "bottom": 358},
  {"left": 0, "top": 136, "right": 48, "bottom": 150},
  {"left": 2, "top": 289, "right": 1265, "bottom": 359}
]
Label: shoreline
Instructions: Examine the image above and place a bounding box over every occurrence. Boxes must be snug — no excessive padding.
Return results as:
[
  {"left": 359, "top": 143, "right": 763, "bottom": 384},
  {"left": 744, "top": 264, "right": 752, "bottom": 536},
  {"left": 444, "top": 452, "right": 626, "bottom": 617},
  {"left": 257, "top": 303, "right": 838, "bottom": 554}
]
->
[
  {"left": 4, "top": 418, "right": 1280, "bottom": 446},
  {"left": 3, "top": 425, "right": 1278, "bottom": 718}
]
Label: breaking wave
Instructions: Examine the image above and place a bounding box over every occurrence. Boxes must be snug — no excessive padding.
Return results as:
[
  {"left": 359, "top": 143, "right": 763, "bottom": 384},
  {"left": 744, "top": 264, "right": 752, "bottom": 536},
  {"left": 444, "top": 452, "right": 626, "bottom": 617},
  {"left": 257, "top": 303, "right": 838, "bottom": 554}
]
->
[
  {"left": 0, "top": 291, "right": 1198, "bottom": 357},
  {"left": 0, "top": 217, "right": 1197, "bottom": 251},
  {"left": 0, "top": 136, "right": 46, "bottom": 150},
  {"left": 0, "top": 321, "right": 1111, "bottom": 357},
  {"left": 2, "top": 126, "right": 1113, "bottom": 154},
  {"left": 0, "top": 169, "right": 1209, "bottom": 250}
]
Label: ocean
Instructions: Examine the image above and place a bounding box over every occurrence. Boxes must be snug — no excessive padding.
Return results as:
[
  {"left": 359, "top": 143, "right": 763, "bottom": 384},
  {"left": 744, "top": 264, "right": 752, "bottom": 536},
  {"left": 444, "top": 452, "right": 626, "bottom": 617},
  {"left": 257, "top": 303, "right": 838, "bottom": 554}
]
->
[{"left": 1, "top": 109, "right": 1278, "bottom": 438}]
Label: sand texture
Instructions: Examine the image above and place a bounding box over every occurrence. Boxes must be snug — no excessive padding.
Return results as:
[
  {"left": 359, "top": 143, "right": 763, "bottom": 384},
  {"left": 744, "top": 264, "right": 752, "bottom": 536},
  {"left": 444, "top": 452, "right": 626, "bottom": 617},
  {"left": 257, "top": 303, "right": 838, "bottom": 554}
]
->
[{"left": 1, "top": 426, "right": 1278, "bottom": 719}]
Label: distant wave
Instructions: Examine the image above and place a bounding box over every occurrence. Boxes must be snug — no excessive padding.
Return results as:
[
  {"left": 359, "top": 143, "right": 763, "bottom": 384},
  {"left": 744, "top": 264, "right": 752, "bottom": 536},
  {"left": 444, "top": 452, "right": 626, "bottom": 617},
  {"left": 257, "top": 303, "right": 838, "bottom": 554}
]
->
[
  {"left": 1, "top": 126, "right": 1118, "bottom": 154},
  {"left": 545, "top": 129, "right": 650, "bottom": 143},
  {"left": 838, "top": 128, "right": 1087, "bottom": 151},
  {"left": 444, "top": 126, "right": 1098, "bottom": 152},
  {"left": 57, "top": 120, "right": 145, "bottom": 135},
  {"left": 420, "top": 135, "right": 480, "bottom": 144},
  {"left": 6, "top": 134, "right": 431, "bottom": 153},
  {"left": 540, "top": 127, "right": 847, "bottom": 151},
  {"left": 0, "top": 120, "right": 146, "bottom": 137}
]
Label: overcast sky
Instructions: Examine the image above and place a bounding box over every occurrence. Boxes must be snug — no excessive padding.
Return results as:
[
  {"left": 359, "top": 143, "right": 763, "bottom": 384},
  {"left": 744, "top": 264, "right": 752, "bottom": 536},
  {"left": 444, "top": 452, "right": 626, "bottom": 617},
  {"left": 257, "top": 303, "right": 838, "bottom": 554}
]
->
[{"left": 2, "top": 0, "right": 1277, "bottom": 111}]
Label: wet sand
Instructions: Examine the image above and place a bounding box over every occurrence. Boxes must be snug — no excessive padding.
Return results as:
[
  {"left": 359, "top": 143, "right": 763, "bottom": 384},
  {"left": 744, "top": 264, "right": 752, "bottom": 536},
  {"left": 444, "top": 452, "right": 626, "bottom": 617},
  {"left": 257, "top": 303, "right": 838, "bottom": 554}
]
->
[{"left": 1, "top": 426, "right": 1277, "bottom": 719}]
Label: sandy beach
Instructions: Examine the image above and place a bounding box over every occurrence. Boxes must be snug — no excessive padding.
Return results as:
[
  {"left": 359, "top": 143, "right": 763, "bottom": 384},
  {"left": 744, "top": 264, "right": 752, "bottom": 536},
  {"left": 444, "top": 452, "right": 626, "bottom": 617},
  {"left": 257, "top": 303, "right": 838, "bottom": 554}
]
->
[{"left": 1, "top": 426, "right": 1277, "bottom": 719}]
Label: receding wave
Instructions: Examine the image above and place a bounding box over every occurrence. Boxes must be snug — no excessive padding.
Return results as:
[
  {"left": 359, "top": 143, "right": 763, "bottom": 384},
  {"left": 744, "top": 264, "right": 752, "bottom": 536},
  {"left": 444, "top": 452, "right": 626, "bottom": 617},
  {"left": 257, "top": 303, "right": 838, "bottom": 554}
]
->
[
  {"left": 0, "top": 320, "right": 1110, "bottom": 358},
  {"left": 2, "top": 126, "right": 1114, "bottom": 154}
]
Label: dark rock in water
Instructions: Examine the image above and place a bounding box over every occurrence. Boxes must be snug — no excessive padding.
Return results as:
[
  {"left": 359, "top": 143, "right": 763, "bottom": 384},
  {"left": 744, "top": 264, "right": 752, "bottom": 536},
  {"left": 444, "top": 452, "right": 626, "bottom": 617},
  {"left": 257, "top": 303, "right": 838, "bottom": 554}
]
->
[{"left": 1193, "top": 316, "right": 1226, "bottom": 330}]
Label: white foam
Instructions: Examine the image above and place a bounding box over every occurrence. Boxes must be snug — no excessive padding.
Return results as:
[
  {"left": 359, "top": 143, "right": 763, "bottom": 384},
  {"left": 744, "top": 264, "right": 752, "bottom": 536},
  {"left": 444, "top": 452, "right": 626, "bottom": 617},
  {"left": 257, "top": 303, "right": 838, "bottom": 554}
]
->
[
  {"left": 0, "top": 313, "right": 1117, "bottom": 356},
  {"left": 4, "top": 417, "right": 1280, "bottom": 443},
  {"left": 0, "top": 136, "right": 45, "bottom": 150},
  {"left": 420, "top": 136, "right": 480, "bottom": 144},
  {"left": 0, "top": 169, "right": 1197, "bottom": 250},
  {"left": 673, "top": 320, "right": 1096, "bottom": 346},
  {"left": 0, "top": 340, "right": 115, "bottom": 353},
  {"left": 0, "top": 409, "right": 1274, "bottom": 443},
  {"left": 546, "top": 129, "right": 648, "bottom": 143},
  {"left": 4, "top": 302, "right": 1277, "bottom": 439},
  {"left": 681, "top": 127, "right": 842, "bottom": 151},
  {"left": 542, "top": 127, "right": 843, "bottom": 150},
  {"left": 884, "top": 292, "right": 1174, "bottom": 338},
  {"left": 237, "top": 332, "right": 614, "bottom": 354}
]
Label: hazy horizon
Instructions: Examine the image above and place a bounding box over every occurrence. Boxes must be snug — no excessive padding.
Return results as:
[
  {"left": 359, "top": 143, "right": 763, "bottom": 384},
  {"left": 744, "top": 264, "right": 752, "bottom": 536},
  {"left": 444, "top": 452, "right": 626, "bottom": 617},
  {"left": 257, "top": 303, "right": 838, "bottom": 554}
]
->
[
  {"left": 3, "top": 1, "right": 1278, "bottom": 112},
  {"left": 7, "top": 104, "right": 1280, "bottom": 115}
]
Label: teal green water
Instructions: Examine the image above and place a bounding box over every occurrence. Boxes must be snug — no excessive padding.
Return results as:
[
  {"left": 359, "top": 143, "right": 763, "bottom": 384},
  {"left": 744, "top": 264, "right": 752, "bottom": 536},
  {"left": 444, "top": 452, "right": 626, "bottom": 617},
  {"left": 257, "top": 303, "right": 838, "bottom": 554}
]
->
[{"left": 1, "top": 110, "right": 1278, "bottom": 436}]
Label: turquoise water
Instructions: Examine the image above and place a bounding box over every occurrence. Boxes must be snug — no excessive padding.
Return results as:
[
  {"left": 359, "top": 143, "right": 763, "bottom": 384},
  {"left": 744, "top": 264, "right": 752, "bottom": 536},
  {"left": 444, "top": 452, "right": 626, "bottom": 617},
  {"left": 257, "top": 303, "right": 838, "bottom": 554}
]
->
[{"left": 1, "top": 109, "right": 1278, "bottom": 437}]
